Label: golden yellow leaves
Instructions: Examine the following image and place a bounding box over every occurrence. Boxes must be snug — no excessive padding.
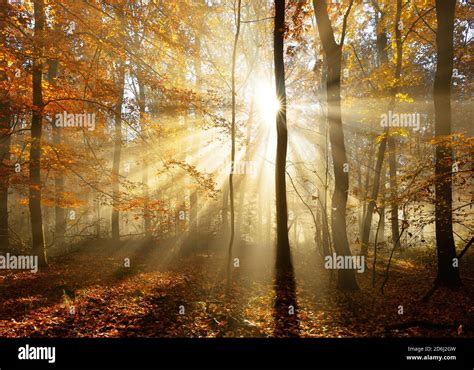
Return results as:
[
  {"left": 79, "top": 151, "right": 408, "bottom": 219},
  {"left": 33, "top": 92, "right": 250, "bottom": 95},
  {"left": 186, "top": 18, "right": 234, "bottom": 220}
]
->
[{"left": 396, "top": 92, "right": 414, "bottom": 103}]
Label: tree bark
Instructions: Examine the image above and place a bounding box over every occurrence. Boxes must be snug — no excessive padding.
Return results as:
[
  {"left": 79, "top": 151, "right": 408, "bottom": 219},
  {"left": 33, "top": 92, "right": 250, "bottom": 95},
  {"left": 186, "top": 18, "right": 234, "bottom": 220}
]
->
[
  {"left": 137, "top": 76, "right": 151, "bottom": 238},
  {"left": 388, "top": 0, "right": 403, "bottom": 249},
  {"left": 433, "top": 0, "right": 461, "bottom": 286},
  {"left": 222, "top": 180, "right": 229, "bottom": 233},
  {"left": 236, "top": 97, "right": 254, "bottom": 245},
  {"left": 189, "top": 36, "right": 202, "bottom": 240},
  {"left": 30, "top": 0, "right": 47, "bottom": 266},
  {"left": 361, "top": 0, "right": 402, "bottom": 257},
  {"left": 0, "top": 0, "right": 10, "bottom": 252},
  {"left": 226, "top": 0, "right": 241, "bottom": 295},
  {"left": 274, "top": 0, "right": 293, "bottom": 274},
  {"left": 361, "top": 137, "right": 387, "bottom": 256},
  {"left": 111, "top": 65, "right": 125, "bottom": 242},
  {"left": 46, "top": 60, "right": 65, "bottom": 248},
  {"left": 313, "top": 0, "right": 358, "bottom": 290}
]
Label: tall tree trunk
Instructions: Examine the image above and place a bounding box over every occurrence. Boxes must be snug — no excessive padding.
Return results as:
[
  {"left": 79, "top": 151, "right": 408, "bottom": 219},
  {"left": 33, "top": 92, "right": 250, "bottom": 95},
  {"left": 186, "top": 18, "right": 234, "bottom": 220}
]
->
[
  {"left": 387, "top": 0, "right": 403, "bottom": 248},
  {"left": 226, "top": 0, "right": 241, "bottom": 295},
  {"left": 274, "top": 0, "right": 292, "bottom": 274},
  {"left": 361, "top": 138, "right": 387, "bottom": 256},
  {"left": 433, "top": 0, "right": 461, "bottom": 286},
  {"left": 0, "top": 118, "right": 9, "bottom": 253},
  {"left": 111, "top": 65, "right": 125, "bottom": 242},
  {"left": 0, "top": 0, "right": 10, "bottom": 252},
  {"left": 236, "top": 98, "right": 254, "bottom": 244},
  {"left": 388, "top": 0, "right": 402, "bottom": 250},
  {"left": 387, "top": 135, "right": 399, "bottom": 247},
  {"left": 273, "top": 3, "right": 300, "bottom": 336},
  {"left": 361, "top": 0, "right": 401, "bottom": 257},
  {"left": 322, "top": 113, "right": 331, "bottom": 257},
  {"left": 46, "top": 60, "right": 65, "bottom": 248},
  {"left": 189, "top": 36, "right": 202, "bottom": 240},
  {"left": 374, "top": 5, "right": 388, "bottom": 67},
  {"left": 137, "top": 76, "right": 151, "bottom": 238},
  {"left": 53, "top": 125, "right": 65, "bottom": 247},
  {"left": 222, "top": 180, "right": 229, "bottom": 233},
  {"left": 377, "top": 164, "right": 386, "bottom": 243},
  {"left": 313, "top": 0, "right": 358, "bottom": 290},
  {"left": 189, "top": 178, "right": 198, "bottom": 237},
  {"left": 30, "top": 0, "right": 47, "bottom": 266}
]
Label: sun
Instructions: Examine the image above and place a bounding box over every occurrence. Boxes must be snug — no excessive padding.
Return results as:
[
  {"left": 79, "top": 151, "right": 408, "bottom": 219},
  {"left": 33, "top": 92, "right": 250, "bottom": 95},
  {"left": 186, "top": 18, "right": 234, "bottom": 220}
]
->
[{"left": 254, "top": 81, "right": 281, "bottom": 124}]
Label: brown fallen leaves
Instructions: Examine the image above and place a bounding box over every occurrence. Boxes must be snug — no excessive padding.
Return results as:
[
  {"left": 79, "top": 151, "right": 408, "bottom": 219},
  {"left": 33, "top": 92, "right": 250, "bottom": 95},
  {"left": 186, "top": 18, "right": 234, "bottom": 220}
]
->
[{"left": 0, "top": 241, "right": 472, "bottom": 338}]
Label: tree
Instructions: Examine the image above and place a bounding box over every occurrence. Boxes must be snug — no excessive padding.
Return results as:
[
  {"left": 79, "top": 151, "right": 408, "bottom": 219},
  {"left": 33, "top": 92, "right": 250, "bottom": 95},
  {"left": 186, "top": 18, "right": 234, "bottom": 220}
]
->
[
  {"left": 226, "top": 0, "right": 242, "bottom": 295},
  {"left": 111, "top": 4, "right": 127, "bottom": 242},
  {"left": 433, "top": 0, "right": 461, "bottom": 287},
  {"left": 137, "top": 75, "right": 151, "bottom": 238},
  {"left": 387, "top": 0, "right": 403, "bottom": 252},
  {"left": 274, "top": 0, "right": 293, "bottom": 274},
  {"left": 360, "top": 0, "right": 402, "bottom": 257},
  {"left": 47, "top": 59, "right": 65, "bottom": 248},
  {"left": 30, "top": 0, "right": 47, "bottom": 266},
  {"left": 313, "top": 0, "right": 358, "bottom": 290},
  {"left": 0, "top": 0, "right": 11, "bottom": 252}
]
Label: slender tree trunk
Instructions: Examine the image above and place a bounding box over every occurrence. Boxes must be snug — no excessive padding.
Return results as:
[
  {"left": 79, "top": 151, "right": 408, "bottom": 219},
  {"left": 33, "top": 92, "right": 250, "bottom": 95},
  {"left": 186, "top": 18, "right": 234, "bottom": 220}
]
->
[
  {"left": 374, "top": 5, "right": 388, "bottom": 67},
  {"left": 377, "top": 165, "right": 386, "bottom": 243},
  {"left": 0, "top": 0, "right": 10, "bottom": 252},
  {"left": 222, "top": 181, "right": 229, "bottom": 232},
  {"left": 46, "top": 60, "right": 65, "bottom": 248},
  {"left": 274, "top": 0, "right": 293, "bottom": 274},
  {"left": 137, "top": 76, "right": 151, "bottom": 238},
  {"left": 0, "top": 125, "right": 10, "bottom": 253},
  {"left": 273, "top": 2, "right": 300, "bottom": 336},
  {"left": 388, "top": 0, "right": 403, "bottom": 249},
  {"left": 53, "top": 125, "right": 65, "bottom": 247},
  {"left": 226, "top": 0, "right": 241, "bottom": 295},
  {"left": 361, "top": 0, "right": 401, "bottom": 256},
  {"left": 361, "top": 138, "right": 387, "bottom": 256},
  {"left": 96, "top": 190, "right": 101, "bottom": 238},
  {"left": 388, "top": 135, "right": 399, "bottom": 247},
  {"left": 360, "top": 144, "right": 374, "bottom": 238},
  {"left": 236, "top": 98, "right": 254, "bottom": 244},
  {"left": 111, "top": 65, "right": 125, "bottom": 242},
  {"left": 142, "top": 158, "right": 150, "bottom": 237},
  {"left": 189, "top": 36, "right": 202, "bottom": 240},
  {"left": 189, "top": 183, "right": 197, "bottom": 235},
  {"left": 30, "top": 0, "right": 47, "bottom": 266},
  {"left": 433, "top": 0, "right": 461, "bottom": 286},
  {"left": 322, "top": 114, "right": 331, "bottom": 256},
  {"left": 313, "top": 0, "right": 358, "bottom": 290}
]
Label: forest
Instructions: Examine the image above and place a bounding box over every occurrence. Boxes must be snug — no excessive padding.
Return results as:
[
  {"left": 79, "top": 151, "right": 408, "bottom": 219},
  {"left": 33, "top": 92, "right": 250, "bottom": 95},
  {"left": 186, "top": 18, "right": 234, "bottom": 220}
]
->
[{"left": 0, "top": 0, "right": 473, "bottom": 342}]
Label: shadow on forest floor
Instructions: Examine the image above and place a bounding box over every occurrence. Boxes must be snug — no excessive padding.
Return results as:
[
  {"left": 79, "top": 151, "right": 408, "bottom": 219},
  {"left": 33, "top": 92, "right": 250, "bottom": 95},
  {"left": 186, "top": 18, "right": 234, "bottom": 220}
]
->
[
  {"left": 0, "top": 239, "right": 473, "bottom": 338},
  {"left": 273, "top": 270, "right": 300, "bottom": 337}
]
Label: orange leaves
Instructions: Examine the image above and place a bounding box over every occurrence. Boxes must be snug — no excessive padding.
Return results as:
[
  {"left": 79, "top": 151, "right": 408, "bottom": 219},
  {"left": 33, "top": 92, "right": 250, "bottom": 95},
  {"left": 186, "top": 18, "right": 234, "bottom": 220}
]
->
[
  {"left": 161, "top": 159, "right": 218, "bottom": 199},
  {"left": 115, "top": 197, "right": 166, "bottom": 214}
]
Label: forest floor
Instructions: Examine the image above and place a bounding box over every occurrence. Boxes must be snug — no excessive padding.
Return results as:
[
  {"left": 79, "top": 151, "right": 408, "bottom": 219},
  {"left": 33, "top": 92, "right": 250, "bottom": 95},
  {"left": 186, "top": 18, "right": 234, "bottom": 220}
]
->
[{"left": 0, "top": 239, "right": 473, "bottom": 338}]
